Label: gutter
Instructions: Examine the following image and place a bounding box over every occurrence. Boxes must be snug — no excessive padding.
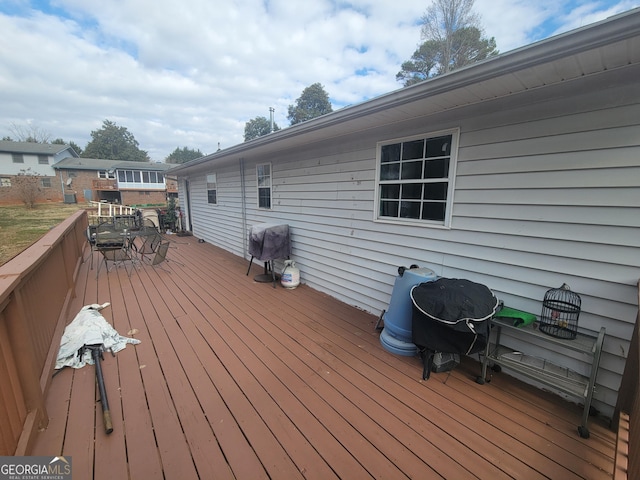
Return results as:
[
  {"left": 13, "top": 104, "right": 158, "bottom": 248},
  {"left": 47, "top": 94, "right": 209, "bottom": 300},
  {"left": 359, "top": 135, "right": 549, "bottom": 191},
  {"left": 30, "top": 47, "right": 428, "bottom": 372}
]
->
[{"left": 168, "top": 7, "right": 640, "bottom": 176}]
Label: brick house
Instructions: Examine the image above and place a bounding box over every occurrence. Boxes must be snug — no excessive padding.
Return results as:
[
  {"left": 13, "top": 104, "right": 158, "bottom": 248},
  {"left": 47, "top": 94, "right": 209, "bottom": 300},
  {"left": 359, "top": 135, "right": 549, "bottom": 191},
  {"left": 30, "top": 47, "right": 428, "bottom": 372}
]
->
[
  {"left": 0, "top": 141, "right": 176, "bottom": 206},
  {"left": 53, "top": 157, "right": 176, "bottom": 206}
]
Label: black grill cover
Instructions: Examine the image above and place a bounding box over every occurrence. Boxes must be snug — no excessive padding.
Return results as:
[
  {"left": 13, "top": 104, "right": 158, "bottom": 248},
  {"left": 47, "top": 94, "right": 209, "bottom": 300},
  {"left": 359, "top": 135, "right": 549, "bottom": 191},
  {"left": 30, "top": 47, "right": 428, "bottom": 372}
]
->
[
  {"left": 248, "top": 223, "right": 291, "bottom": 261},
  {"left": 410, "top": 278, "right": 498, "bottom": 379}
]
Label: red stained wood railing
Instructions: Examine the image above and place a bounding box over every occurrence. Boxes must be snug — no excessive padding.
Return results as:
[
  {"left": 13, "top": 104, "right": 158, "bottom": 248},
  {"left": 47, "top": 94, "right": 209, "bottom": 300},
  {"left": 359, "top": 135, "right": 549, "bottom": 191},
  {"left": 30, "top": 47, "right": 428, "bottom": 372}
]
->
[{"left": 0, "top": 210, "right": 87, "bottom": 455}]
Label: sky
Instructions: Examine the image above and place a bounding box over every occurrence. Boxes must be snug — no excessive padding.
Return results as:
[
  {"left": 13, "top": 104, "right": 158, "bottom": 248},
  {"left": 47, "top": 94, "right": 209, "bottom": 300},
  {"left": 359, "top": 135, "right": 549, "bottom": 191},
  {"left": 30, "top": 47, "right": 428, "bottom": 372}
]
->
[{"left": 1, "top": 0, "right": 638, "bottom": 162}]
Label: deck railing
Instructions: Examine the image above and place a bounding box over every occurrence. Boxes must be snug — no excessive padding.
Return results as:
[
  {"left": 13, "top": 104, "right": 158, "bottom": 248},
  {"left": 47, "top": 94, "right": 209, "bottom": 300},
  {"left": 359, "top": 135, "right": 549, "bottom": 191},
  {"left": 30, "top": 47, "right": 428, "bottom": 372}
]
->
[
  {"left": 613, "top": 279, "right": 640, "bottom": 480},
  {"left": 88, "top": 201, "right": 137, "bottom": 225},
  {"left": 0, "top": 210, "right": 87, "bottom": 456},
  {"left": 92, "top": 178, "right": 117, "bottom": 190}
]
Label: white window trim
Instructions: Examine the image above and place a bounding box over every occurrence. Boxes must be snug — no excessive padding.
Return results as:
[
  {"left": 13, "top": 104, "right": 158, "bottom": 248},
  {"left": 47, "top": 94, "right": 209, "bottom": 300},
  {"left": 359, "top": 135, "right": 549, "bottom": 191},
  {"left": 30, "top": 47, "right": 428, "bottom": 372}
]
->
[
  {"left": 373, "top": 127, "right": 459, "bottom": 229},
  {"left": 256, "top": 163, "right": 272, "bottom": 210}
]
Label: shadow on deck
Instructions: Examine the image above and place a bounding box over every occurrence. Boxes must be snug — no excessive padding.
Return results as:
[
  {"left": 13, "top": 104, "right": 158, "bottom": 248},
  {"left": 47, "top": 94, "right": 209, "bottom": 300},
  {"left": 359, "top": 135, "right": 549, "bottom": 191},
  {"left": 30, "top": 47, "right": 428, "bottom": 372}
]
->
[{"left": 32, "top": 235, "right": 616, "bottom": 479}]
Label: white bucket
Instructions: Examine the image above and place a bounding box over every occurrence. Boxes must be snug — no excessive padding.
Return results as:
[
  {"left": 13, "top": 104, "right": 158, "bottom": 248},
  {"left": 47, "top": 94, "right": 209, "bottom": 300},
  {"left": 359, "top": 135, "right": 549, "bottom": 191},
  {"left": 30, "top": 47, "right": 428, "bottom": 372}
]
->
[{"left": 281, "top": 260, "right": 300, "bottom": 289}]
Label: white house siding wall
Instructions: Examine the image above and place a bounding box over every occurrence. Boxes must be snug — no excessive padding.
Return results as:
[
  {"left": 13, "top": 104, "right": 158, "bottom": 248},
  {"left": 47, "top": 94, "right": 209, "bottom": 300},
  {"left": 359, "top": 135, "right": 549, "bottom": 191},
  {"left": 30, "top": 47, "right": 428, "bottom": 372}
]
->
[
  {"left": 187, "top": 68, "right": 639, "bottom": 415},
  {"left": 187, "top": 162, "right": 246, "bottom": 257},
  {"left": 0, "top": 152, "right": 55, "bottom": 176}
]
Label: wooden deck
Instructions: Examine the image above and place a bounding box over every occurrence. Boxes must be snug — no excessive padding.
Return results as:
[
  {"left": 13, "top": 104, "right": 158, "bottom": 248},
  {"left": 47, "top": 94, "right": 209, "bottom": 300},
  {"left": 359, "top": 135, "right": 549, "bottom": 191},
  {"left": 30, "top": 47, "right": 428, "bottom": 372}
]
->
[{"left": 32, "top": 236, "right": 616, "bottom": 479}]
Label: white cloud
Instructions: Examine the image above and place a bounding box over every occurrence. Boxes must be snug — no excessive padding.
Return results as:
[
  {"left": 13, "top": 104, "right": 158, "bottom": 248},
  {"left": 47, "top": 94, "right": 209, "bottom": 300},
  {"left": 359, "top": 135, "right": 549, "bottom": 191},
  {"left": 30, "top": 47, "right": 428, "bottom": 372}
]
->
[
  {"left": 0, "top": 0, "right": 636, "bottom": 160},
  {"left": 476, "top": 0, "right": 638, "bottom": 52}
]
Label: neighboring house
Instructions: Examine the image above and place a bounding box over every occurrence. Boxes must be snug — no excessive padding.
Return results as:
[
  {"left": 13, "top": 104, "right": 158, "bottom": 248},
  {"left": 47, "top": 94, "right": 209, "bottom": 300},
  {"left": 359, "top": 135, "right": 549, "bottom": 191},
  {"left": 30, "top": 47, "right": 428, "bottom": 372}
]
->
[
  {"left": 0, "top": 141, "right": 77, "bottom": 203},
  {"left": 53, "top": 157, "right": 176, "bottom": 206},
  {"left": 0, "top": 140, "right": 176, "bottom": 206},
  {"left": 173, "top": 10, "right": 640, "bottom": 417}
]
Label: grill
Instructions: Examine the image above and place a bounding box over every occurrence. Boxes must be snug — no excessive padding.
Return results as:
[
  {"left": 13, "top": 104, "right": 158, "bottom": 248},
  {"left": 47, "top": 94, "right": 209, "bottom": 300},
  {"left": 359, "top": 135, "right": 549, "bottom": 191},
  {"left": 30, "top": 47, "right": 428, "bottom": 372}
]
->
[{"left": 539, "top": 283, "right": 581, "bottom": 340}]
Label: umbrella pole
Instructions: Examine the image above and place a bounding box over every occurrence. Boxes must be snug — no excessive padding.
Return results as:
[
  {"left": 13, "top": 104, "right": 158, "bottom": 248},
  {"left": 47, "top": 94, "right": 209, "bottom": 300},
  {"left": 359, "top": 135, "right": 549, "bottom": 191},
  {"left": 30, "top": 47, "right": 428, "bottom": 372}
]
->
[{"left": 88, "top": 344, "right": 113, "bottom": 434}]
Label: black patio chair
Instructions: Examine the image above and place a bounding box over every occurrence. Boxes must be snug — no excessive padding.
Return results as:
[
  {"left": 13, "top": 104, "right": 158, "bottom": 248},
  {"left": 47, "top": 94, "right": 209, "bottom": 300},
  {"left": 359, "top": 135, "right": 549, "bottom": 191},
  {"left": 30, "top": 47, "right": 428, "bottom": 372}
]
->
[
  {"left": 96, "top": 244, "right": 134, "bottom": 277},
  {"left": 94, "top": 222, "right": 131, "bottom": 277},
  {"left": 145, "top": 239, "right": 185, "bottom": 270},
  {"left": 84, "top": 224, "right": 98, "bottom": 269},
  {"left": 135, "top": 230, "right": 163, "bottom": 263}
]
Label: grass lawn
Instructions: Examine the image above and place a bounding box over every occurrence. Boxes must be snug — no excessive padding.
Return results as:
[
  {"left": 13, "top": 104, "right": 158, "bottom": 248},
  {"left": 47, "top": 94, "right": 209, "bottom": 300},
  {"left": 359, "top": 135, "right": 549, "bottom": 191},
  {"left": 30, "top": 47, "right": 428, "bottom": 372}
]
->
[{"left": 0, "top": 203, "right": 85, "bottom": 266}]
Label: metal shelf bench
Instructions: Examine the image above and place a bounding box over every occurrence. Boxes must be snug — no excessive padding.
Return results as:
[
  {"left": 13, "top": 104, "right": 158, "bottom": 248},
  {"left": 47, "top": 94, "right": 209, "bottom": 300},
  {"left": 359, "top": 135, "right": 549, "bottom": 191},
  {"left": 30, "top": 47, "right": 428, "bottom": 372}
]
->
[{"left": 477, "top": 316, "right": 605, "bottom": 438}]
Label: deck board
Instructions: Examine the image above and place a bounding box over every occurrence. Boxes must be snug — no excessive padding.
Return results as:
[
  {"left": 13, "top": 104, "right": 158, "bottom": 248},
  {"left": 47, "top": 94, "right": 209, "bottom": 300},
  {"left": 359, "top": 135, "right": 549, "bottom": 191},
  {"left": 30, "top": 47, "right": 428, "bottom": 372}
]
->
[{"left": 31, "top": 236, "right": 616, "bottom": 479}]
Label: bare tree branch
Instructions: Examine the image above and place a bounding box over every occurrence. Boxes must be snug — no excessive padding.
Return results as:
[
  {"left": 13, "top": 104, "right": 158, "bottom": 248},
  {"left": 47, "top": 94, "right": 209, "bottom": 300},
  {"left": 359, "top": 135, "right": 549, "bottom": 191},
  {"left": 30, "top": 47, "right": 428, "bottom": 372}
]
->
[{"left": 8, "top": 122, "right": 52, "bottom": 143}]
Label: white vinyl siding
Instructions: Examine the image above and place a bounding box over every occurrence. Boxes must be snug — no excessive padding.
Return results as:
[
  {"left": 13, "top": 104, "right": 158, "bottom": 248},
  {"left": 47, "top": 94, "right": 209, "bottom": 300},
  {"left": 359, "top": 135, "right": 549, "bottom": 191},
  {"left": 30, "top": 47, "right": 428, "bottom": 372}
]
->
[
  {"left": 180, "top": 67, "right": 639, "bottom": 417},
  {"left": 188, "top": 164, "right": 246, "bottom": 257}
]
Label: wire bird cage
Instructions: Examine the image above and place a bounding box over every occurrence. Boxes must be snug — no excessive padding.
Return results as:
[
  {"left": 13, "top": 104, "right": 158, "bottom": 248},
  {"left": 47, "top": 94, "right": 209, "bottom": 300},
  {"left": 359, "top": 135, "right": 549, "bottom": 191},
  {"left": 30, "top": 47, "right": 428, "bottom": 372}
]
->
[{"left": 539, "top": 283, "right": 581, "bottom": 340}]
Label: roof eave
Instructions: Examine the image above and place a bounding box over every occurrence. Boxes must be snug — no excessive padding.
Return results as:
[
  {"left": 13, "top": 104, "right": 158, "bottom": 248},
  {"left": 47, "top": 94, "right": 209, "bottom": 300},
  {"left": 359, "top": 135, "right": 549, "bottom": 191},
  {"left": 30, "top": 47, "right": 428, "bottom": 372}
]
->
[{"left": 169, "top": 7, "right": 640, "bottom": 176}]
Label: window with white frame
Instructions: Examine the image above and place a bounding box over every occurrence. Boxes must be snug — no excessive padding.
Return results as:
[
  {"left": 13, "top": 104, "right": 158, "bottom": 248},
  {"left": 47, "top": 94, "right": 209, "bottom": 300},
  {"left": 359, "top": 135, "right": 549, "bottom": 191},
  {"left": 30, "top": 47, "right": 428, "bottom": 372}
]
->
[
  {"left": 12, "top": 153, "right": 24, "bottom": 163},
  {"left": 257, "top": 163, "right": 272, "bottom": 209},
  {"left": 1, "top": 177, "right": 11, "bottom": 187},
  {"left": 98, "top": 170, "right": 115, "bottom": 179},
  {"left": 117, "top": 169, "right": 163, "bottom": 184},
  {"left": 38, "top": 155, "right": 49, "bottom": 165},
  {"left": 376, "top": 129, "right": 458, "bottom": 227},
  {"left": 41, "top": 177, "right": 52, "bottom": 188},
  {"left": 206, "top": 173, "right": 217, "bottom": 204}
]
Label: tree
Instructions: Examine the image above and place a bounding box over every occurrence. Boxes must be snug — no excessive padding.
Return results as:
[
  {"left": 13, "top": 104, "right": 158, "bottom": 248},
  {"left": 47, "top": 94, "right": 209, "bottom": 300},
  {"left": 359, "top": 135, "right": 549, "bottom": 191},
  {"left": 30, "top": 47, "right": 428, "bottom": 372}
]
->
[
  {"left": 244, "top": 116, "right": 280, "bottom": 142},
  {"left": 165, "top": 146, "right": 204, "bottom": 164},
  {"left": 52, "top": 138, "right": 83, "bottom": 156},
  {"left": 396, "top": 0, "right": 498, "bottom": 86},
  {"left": 8, "top": 123, "right": 51, "bottom": 143},
  {"left": 82, "top": 119, "right": 150, "bottom": 162},
  {"left": 163, "top": 196, "right": 178, "bottom": 231},
  {"left": 396, "top": 40, "right": 442, "bottom": 87},
  {"left": 14, "top": 168, "right": 41, "bottom": 208},
  {"left": 287, "top": 83, "right": 333, "bottom": 125}
]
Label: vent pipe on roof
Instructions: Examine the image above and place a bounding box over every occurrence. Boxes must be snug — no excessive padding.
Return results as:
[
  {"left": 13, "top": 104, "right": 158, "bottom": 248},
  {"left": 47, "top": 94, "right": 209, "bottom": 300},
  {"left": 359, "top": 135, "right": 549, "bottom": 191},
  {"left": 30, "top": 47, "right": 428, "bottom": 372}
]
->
[{"left": 269, "top": 107, "right": 275, "bottom": 133}]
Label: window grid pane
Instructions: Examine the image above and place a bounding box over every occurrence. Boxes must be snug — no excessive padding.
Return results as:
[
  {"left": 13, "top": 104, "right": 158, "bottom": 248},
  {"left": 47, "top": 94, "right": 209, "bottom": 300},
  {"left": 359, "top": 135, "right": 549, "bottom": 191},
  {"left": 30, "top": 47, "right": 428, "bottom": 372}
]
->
[
  {"left": 257, "top": 164, "right": 272, "bottom": 209},
  {"left": 207, "top": 173, "right": 217, "bottom": 204},
  {"left": 258, "top": 187, "right": 271, "bottom": 209},
  {"left": 378, "top": 133, "right": 453, "bottom": 223}
]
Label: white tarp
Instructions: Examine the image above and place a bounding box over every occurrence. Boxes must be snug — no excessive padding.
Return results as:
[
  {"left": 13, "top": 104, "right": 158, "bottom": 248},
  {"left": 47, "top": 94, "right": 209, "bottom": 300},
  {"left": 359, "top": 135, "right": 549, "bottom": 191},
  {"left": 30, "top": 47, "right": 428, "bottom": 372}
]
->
[{"left": 55, "top": 303, "right": 141, "bottom": 370}]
